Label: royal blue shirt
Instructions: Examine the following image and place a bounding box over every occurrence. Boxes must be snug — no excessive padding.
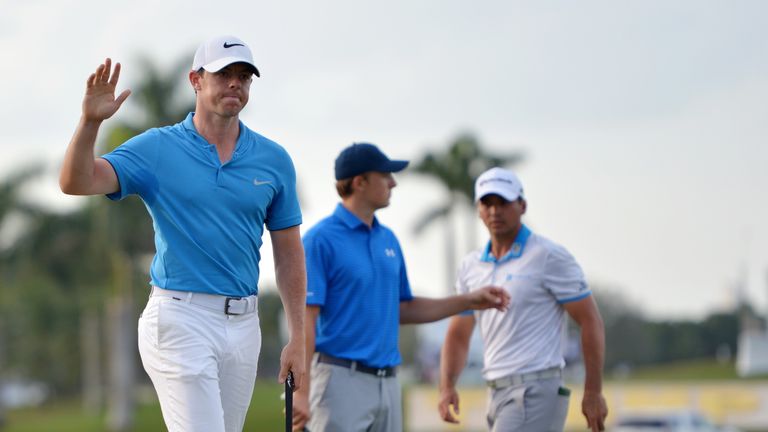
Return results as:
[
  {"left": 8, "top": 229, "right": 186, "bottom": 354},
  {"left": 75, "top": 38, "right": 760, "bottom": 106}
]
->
[
  {"left": 102, "top": 113, "right": 302, "bottom": 297},
  {"left": 304, "top": 204, "right": 413, "bottom": 368}
]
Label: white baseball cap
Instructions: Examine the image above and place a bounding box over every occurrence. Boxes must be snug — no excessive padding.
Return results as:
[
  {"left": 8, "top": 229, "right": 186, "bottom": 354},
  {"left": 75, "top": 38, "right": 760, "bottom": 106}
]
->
[
  {"left": 474, "top": 167, "right": 525, "bottom": 202},
  {"left": 192, "top": 35, "right": 260, "bottom": 77}
]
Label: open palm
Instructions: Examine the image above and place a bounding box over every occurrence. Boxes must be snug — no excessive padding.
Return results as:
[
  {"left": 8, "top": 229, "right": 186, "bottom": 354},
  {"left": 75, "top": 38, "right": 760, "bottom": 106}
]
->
[{"left": 82, "top": 58, "right": 131, "bottom": 122}]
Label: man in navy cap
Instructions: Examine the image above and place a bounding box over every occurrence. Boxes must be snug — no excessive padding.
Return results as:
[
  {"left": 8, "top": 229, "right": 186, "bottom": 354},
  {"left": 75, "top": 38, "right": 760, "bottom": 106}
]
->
[{"left": 292, "top": 143, "right": 511, "bottom": 432}]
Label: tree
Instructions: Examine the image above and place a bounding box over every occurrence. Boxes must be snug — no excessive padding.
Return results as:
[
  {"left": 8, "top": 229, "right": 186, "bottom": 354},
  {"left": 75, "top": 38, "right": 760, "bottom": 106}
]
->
[
  {"left": 410, "top": 132, "right": 524, "bottom": 292},
  {"left": 0, "top": 164, "right": 45, "bottom": 426},
  {"left": 94, "top": 54, "right": 195, "bottom": 432},
  {"left": 0, "top": 54, "right": 195, "bottom": 431},
  {"left": 593, "top": 287, "right": 656, "bottom": 369}
]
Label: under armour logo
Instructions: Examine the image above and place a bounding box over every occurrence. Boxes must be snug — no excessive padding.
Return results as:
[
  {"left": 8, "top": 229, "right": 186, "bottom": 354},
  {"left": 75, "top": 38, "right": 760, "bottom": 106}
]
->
[{"left": 384, "top": 248, "right": 396, "bottom": 257}]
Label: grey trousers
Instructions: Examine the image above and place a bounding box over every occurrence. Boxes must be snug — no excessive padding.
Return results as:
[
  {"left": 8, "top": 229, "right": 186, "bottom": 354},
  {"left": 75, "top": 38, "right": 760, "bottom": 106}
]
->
[
  {"left": 487, "top": 377, "right": 569, "bottom": 432},
  {"left": 308, "top": 360, "right": 402, "bottom": 432}
]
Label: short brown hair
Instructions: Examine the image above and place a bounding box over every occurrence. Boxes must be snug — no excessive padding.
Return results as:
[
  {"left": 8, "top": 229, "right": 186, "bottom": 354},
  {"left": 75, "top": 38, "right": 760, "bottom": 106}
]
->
[
  {"left": 335, "top": 178, "right": 355, "bottom": 198},
  {"left": 335, "top": 173, "right": 368, "bottom": 198}
]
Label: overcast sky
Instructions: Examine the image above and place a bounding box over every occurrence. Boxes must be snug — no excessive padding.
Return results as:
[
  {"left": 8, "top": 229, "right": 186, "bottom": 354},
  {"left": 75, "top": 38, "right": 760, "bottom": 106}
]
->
[{"left": 2, "top": 0, "right": 767, "bottom": 319}]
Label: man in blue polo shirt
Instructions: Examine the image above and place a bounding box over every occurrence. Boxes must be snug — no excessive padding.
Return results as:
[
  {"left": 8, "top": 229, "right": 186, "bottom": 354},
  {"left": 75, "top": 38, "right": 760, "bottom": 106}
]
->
[
  {"left": 291, "top": 143, "right": 510, "bottom": 432},
  {"left": 59, "top": 36, "right": 306, "bottom": 432}
]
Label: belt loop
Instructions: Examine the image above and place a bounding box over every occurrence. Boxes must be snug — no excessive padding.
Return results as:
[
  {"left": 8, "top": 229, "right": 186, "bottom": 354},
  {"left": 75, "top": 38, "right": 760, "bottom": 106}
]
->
[
  {"left": 185, "top": 291, "right": 193, "bottom": 304},
  {"left": 351, "top": 361, "right": 357, "bottom": 374}
]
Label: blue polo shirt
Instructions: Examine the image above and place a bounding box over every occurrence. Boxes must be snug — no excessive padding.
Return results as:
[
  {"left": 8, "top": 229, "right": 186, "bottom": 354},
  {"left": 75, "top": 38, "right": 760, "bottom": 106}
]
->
[
  {"left": 304, "top": 204, "right": 413, "bottom": 368},
  {"left": 101, "top": 113, "right": 302, "bottom": 297}
]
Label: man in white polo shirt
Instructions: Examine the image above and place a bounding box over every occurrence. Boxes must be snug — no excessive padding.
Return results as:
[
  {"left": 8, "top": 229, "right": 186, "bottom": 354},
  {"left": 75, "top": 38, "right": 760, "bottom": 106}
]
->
[{"left": 438, "top": 167, "right": 608, "bottom": 432}]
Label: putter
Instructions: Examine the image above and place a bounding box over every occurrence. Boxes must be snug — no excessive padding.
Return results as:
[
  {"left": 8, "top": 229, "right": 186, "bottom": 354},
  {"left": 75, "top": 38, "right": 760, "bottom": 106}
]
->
[{"left": 285, "top": 371, "right": 294, "bottom": 432}]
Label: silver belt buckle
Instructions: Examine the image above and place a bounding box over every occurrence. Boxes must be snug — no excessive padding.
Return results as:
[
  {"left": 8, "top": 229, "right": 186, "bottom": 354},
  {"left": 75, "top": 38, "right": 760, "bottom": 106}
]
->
[
  {"left": 225, "top": 297, "right": 246, "bottom": 315},
  {"left": 488, "top": 375, "right": 516, "bottom": 389},
  {"left": 488, "top": 377, "right": 506, "bottom": 389}
]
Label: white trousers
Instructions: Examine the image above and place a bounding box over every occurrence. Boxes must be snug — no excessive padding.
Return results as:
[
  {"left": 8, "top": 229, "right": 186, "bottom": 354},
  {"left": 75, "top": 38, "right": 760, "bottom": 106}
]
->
[{"left": 138, "top": 292, "right": 261, "bottom": 432}]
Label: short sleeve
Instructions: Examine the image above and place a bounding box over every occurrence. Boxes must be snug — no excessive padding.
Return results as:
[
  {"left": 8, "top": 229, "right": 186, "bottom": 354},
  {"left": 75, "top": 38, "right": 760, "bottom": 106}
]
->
[
  {"left": 396, "top": 241, "right": 413, "bottom": 302},
  {"left": 454, "top": 257, "right": 471, "bottom": 295},
  {"left": 265, "top": 150, "right": 302, "bottom": 231},
  {"left": 455, "top": 257, "right": 474, "bottom": 316},
  {"left": 303, "top": 232, "right": 329, "bottom": 306},
  {"left": 101, "top": 130, "right": 160, "bottom": 201},
  {"left": 542, "top": 243, "right": 591, "bottom": 304}
]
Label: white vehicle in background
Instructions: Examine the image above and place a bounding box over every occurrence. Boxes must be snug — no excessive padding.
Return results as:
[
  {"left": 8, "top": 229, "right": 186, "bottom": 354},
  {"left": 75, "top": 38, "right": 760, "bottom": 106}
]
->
[{"left": 612, "top": 409, "right": 741, "bottom": 432}]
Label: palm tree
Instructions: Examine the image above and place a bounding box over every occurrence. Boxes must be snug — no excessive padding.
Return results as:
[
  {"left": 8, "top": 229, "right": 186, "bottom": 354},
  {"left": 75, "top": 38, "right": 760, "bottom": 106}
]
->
[
  {"left": 1, "top": 179, "right": 148, "bottom": 431},
  {"left": 0, "top": 164, "right": 45, "bottom": 227},
  {"left": 411, "top": 132, "right": 524, "bottom": 294},
  {"left": 0, "top": 55, "right": 194, "bottom": 431},
  {"left": 0, "top": 164, "right": 44, "bottom": 427},
  {"left": 95, "top": 54, "right": 195, "bottom": 432}
]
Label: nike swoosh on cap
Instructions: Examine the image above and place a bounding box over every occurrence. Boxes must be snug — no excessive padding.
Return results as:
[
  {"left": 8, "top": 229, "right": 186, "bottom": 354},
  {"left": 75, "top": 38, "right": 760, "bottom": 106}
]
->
[{"left": 223, "top": 42, "right": 245, "bottom": 48}]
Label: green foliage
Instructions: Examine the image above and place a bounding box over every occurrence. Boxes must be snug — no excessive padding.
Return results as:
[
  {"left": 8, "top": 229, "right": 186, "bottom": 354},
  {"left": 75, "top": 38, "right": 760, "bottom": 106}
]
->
[
  {"left": 595, "top": 287, "right": 748, "bottom": 372},
  {"left": 0, "top": 164, "right": 44, "bottom": 226},
  {"left": 0, "top": 275, "right": 82, "bottom": 393},
  {"left": 128, "top": 56, "right": 196, "bottom": 129},
  {"left": 0, "top": 54, "right": 194, "bottom": 402},
  {"left": 621, "top": 359, "right": 747, "bottom": 381},
  {"left": 257, "top": 290, "right": 286, "bottom": 379},
  {"left": 2, "top": 382, "right": 286, "bottom": 431},
  {"left": 410, "top": 132, "right": 524, "bottom": 236},
  {"left": 409, "top": 132, "right": 525, "bottom": 289},
  {"left": 411, "top": 132, "right": 524, "bottom": 204}
]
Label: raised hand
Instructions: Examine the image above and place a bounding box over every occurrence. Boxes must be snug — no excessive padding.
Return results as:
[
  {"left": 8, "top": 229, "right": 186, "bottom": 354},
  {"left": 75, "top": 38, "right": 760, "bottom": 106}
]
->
[{"left": 82, "top": 58, "right": 131, "bottom": 122}]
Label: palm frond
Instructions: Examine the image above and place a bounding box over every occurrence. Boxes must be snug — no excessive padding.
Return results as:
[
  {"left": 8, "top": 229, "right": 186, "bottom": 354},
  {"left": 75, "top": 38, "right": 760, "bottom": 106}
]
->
[{"left": 412, "top": 203, "right": 452, "bottom": 236}]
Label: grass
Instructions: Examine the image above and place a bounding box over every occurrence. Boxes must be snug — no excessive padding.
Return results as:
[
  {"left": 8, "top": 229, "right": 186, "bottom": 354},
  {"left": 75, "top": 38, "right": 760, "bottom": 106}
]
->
[
  {"left": 2, "top": 381, "right": 285, "bottom": 432},
  {"left": 618, "top": 359, "right": 768, "bottom": 381},
  {"left": 4, "top": 361, "right": 767, "bottom": 431}
]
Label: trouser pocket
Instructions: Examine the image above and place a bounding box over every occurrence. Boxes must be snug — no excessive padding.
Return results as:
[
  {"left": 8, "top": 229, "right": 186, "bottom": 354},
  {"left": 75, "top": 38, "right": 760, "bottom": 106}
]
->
[{"left": 548, "top": 386, "right": 570, "bottom": 431}]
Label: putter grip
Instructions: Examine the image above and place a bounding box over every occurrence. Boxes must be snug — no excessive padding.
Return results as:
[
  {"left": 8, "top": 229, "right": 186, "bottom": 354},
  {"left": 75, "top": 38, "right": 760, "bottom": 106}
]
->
[{"left": 285, "top": 371, "right": 294, "bottom": 432}]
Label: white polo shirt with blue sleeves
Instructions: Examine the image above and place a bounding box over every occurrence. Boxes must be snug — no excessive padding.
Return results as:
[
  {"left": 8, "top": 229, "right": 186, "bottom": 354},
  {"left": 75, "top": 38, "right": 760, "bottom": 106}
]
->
[
  {"left": 304, "top": 204, "right": 414, "bottom": 368},
  {"left": 101, "top": 113, "right": 302, "bottom": 298},
  {"left": 456, "top": 225, "right": 590, "bottom": 381}
]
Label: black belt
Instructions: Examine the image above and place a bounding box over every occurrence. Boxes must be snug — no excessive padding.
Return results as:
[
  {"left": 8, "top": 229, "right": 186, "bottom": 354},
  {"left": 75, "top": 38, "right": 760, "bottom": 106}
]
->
[{"left": 317, "top": 353, "right": 397, "bottom": 377}]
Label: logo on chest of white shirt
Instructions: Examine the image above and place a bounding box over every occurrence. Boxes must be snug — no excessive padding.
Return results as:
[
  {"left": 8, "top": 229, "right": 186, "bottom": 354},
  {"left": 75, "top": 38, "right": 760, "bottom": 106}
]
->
[{"left": 384, "top": 248, "right": 396, "bottom": 257}]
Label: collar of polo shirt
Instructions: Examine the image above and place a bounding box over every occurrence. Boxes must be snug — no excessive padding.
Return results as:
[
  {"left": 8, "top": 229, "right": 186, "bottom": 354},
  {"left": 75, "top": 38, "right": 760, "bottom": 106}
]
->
[{"left": 480, "top": 225, "right": 531, "bottom": 263}]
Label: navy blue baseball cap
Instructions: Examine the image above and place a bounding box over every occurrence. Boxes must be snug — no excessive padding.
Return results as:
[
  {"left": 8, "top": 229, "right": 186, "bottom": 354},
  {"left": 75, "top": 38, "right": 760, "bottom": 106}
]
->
[{"left": 334, "top": 143, "right": 409, "bottom": 180}]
